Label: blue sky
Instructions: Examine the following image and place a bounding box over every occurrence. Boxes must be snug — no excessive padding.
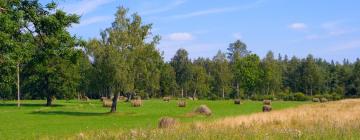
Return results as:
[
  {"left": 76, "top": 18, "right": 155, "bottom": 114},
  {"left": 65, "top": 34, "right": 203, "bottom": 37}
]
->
[{"left": 41, "top": 0, "right": 360, "bottom": 62}]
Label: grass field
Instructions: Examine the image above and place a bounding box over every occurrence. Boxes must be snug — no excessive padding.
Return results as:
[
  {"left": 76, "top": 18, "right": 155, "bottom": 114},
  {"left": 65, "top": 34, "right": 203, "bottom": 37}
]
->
[
  {"left": 0, "top": 99, "right": 306, "bottom": 139},
  {"left": 71, "top": 99, "right": 360, "bottom": 140}
]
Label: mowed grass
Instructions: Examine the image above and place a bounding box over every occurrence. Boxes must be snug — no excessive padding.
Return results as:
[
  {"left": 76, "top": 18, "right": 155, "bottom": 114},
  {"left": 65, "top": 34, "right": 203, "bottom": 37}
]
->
[{"left": 0, "top": 99, "right": 306, "bottom": 139}]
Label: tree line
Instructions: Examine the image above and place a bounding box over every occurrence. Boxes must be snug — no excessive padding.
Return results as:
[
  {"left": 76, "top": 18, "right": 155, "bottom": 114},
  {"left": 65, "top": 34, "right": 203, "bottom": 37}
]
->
[{"left": 1, "top": 1, "right": 360, "bottom": 111}]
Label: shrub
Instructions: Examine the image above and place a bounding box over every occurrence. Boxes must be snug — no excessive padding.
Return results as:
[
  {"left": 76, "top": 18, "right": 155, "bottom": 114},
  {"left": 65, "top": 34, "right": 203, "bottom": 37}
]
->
[
  {"left": 194, "top": 105, "right": 212, "bottom": 116},
  {"left": 158, "top": 117, "right": 177, "bottom": 128},
  {"left": 331, "top": 94, "right": 342, "bottom": 101},
  {"left": 293, "top": 92, "right": 308, "bottom": 101},
  {"left": 262, "top": 105, "right": 272, "bottom": 112},
  {"left": 234, "top": 99, "right": 241, "bottom": 104}
]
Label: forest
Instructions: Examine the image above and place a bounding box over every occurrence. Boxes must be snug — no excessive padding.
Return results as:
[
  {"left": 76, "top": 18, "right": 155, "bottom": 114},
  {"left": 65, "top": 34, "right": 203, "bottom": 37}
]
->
[{"left": 1, "top": 1, "right": 360, "bottom": 107}]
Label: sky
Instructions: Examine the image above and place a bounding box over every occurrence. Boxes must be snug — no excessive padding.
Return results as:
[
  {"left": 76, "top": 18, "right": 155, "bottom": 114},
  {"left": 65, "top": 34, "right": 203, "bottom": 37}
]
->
[{"left": 40, "top": 0, "right": 360, "bottom": 62}]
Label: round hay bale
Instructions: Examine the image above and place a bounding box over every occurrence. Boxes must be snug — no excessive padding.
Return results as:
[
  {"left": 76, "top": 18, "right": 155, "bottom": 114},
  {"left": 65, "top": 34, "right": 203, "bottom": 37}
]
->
[
  {"left": 102, "top": 100, "right": 112, "bottom": 107},
  {"left": 178, "top": 100, "right": 186, "bottom": 107},
  {"left": 263, "top": 100, "right": 271, "bottom": 105},
  {"left": 100, "top": 97, "right": 107, "bottom": 102},
  {"left": 234, "top": 99, "right": 241, "bottom": 104},
  {"left": 158, "top": 117, "right": 177, "bottom": 128},
  {"left": 194, "top": 105, "right": 212, "bottom": 116},
  {"left": 312, "top": 98, "right": 320, "bottom": 102},
  {"left": 163, "top": 97, "right": 171, "bottom": 102},
  {"left": 262, "top": 105, "right": 272, "bottom": 112},
  {"left": 320, "top": 98, "right": 328, "bottom": 103},
  {"left": 131, "top": 99, "right": 142, "bottom": 107},
  {"left": 118, "top": 96, "right": 125, "bottom": 100},
  {"left": 133, "top": 96, "right": 141, "bottom": 100}
]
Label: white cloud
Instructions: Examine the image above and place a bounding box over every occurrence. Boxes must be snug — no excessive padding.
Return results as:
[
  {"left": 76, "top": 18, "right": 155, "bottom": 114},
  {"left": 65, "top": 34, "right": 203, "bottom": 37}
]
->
[
  {"left": 140, "top": 0, "right": 186, "bottom": 16},
  {"left": 170, "top": 0, "right": 266, "bottom": 19},
  {"left": 233, "top": 33, "right": 243, "bottom": 39},
  {"left": 167, "top": 32, "right": 194, "bottom": 41},
  {"left": 171, "top": 7, "right": 238, "bottom": 19},
  {"left": 73, "top": 16, "right": 113, "bottom": 28},
  {"left": 289, "top": 23, "right": 307, "bottom": 31},
  {"left": 322, "top": 21, "right": 355, "bottom": 36},
  {"left": 62, "top": 0, "right": 115, "bottom": 15}
]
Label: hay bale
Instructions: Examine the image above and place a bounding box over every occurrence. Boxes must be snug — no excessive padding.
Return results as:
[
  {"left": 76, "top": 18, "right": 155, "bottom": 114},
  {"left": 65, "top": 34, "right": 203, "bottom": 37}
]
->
[
  {"left": 262, "top": 105, "right": 272, "bottom": 112},
  {"left": 194, "top": 105, "right": 212, "bottom": 116},
  {"left": 320, "top": 98, "right": 328, "bottom": 103},
  {"left": 100, "top": 97, "right": 107, "bottom": 101},
  {"left": 158, "top": 117, "right": 177, "bottom": 128},
  {"left": 131, "top": 99, "right": 142, "bottom": 107},
  {"left": 178, "top": 100, "right": 186, "bottom": 107},
  {"left": 312, "top": 98, "right": 320, "bottom": 102},
  {"left": 51, "top": 96, "right": 57, "bottom": 101},
  {"left": 81, "top": 96, "right": 90, "bottom": 101},
  {"left": 163, "top": 97, "right": 171, "bottom": 102},
  {"left": 118, "top": 96, "right": 125, "bottom": 100},
  {"left": 133, "top": 96, "right": 141, "bottom": 100},
  {"left": 102, "top": 100, "right": 112, "bottom": 107},
  {"left": 263, "top": 100, "right": 271, "bottom": 105},
  {"left": 234, "top": 99, "right": 241, "bottom": 104}
]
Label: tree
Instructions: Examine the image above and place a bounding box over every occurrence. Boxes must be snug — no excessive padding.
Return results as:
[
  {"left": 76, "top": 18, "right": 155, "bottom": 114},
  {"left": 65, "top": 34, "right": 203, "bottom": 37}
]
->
[
  {"left": 227, "top": 40, "right": 251, "bottom": 63},
  {"left": 159, "top": 63, "right": 177, "bottom": 97},
  {"left": 89, "top": 7, "right": 160, "bottom": 112},
  {"left": 170, "top": 49, "right": 192, "bottom": 98},
  {"left": 261, "top": 51, "right": 282, "bottom": 95},
  {"left": 233, "top": 54, "right": 262, "bottom": 98},
  {"left": 352, "top": 59, "right": 360, "bottom": 96},
  {"left": 191, "top": 64, "right": 210, "bottom": 99},
  {"left": 0, "top": 0, "right": 35, "bottom": 106},
  {"left": 301, "top": 55, "right": 322, "bottom": 96},
  {"left": 212, "top": 50, "right": 232, "bottom": 99}
]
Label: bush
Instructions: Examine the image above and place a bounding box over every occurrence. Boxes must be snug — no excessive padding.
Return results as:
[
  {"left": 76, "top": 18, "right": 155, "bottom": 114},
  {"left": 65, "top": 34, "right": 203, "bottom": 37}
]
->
[
  {"left": 293, "top": 92, "right": 308, "bottom": 101},
  {"left": 250, "top": 95, "right": 275, "bottom": 101}
]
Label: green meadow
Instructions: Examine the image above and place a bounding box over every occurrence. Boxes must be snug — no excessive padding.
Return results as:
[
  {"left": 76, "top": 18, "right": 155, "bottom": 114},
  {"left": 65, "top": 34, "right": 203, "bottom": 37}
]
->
[{"left": 0, "top": 100, "right": 306, "bottom": 139}]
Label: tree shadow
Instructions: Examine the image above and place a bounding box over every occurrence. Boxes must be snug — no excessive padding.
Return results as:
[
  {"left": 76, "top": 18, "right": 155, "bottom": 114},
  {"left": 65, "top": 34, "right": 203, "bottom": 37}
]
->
[
  {"left": 30, "top": 111, "right": 110, "bottom": 116},
  {"left": 0, "top": 103, "right": 64, "bottom": 107}
]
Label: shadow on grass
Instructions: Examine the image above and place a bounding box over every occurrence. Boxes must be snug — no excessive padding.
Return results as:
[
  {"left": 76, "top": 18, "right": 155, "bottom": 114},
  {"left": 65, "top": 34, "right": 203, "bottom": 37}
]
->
[
  {"left": 30, "top": 111, "right": 110, "bottom": 116},
  {"left": 0, "top": 103, "right": 64, "bottom": 107}
]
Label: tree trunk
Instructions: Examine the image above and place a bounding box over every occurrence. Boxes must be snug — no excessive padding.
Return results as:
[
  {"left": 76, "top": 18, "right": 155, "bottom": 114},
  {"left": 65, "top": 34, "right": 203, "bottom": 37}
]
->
[
  {"left": 222, "top": 88, "right": 225, "bottom": 99},
  {"left": 110, "top": 93, "right": 119, "bottom": 113},
  {"left": 181, "top": 88, "right": 184, "bottom": 98},
  {"left": 46, "top": 96, "right": 52, "bottom": 106},
  {"left": 17, "top": 63, "right": 20, "bottom": 108},
  {"left": 193, "top": 89, "right": 197, "bottom": 99},
  {"left": 236, "top": 83, "right": 239, "bottom": 98}
]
